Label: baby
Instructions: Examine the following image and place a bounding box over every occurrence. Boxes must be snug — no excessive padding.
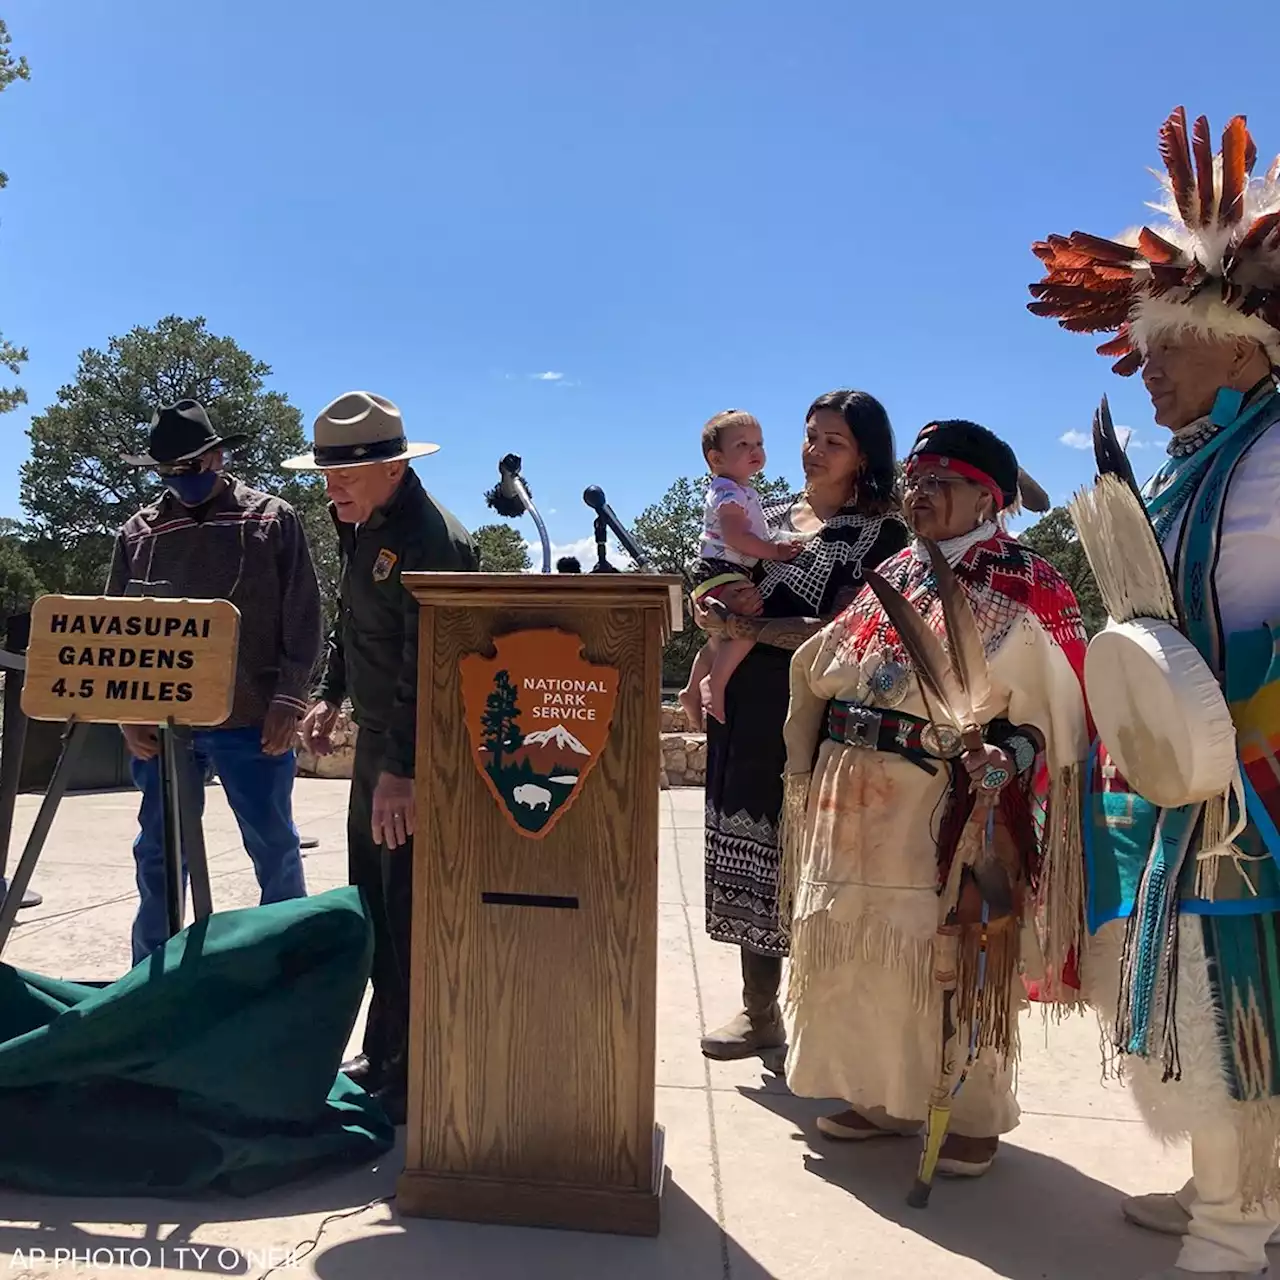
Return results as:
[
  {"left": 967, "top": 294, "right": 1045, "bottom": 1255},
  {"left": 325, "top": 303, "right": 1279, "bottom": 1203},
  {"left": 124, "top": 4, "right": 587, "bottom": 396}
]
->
[{"left": 679, "top": 410, "right": 800, "bottom": 729}]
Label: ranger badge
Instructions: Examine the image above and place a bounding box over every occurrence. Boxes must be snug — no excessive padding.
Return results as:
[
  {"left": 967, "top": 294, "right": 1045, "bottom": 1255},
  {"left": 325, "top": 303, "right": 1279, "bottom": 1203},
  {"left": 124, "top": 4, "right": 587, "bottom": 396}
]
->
[{"left": 372, "top": 549, "right": 398, "bottom": 583}]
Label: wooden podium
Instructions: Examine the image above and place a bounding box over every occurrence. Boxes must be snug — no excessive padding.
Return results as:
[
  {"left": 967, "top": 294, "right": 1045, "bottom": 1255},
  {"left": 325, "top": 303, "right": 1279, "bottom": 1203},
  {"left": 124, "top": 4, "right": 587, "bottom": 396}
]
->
[{"left": 396, "top": 572, "right": 682, "bottom": 1236}]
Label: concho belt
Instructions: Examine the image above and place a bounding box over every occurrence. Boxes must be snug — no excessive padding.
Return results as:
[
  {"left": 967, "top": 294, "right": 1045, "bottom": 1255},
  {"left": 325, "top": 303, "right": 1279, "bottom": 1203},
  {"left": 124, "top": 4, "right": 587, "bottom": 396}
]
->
[{"left": 825, "top": 701, "right": 957, "bottom": 774}]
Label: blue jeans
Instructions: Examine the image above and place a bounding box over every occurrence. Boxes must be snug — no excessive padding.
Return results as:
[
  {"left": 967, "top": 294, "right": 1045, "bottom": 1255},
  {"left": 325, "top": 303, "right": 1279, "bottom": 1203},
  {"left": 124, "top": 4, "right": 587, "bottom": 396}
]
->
[{"left": 129, "top": 725, "right": 306, "bottom": 965}]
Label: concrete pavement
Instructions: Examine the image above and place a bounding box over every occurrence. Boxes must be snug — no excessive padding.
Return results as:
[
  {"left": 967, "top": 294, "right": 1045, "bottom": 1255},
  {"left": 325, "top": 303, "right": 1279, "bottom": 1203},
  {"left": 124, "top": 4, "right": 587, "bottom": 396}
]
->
[{"left": 0, "top": 780, "right": 1208, "bottom": 1279}]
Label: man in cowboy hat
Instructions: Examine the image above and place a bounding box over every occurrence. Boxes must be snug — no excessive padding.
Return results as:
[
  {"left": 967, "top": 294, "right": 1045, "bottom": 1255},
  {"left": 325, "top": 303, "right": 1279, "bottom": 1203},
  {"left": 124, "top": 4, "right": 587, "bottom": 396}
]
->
[
  {"left": 109, "top": 399, "right": 323, "bottom": 965},
  {"left": 293, "top": 391, "right": 475, "bottom": 1123}
]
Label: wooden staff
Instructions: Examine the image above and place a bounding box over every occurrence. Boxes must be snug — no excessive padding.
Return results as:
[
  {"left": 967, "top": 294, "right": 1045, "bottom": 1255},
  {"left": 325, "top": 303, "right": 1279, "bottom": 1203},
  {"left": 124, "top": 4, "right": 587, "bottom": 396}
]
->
[
  {"left": 864, "top": 542, "right": 1001, "bottom": 1209},
  {"left": 908, "top": 809, "right": 996, "bottom": 1208}
]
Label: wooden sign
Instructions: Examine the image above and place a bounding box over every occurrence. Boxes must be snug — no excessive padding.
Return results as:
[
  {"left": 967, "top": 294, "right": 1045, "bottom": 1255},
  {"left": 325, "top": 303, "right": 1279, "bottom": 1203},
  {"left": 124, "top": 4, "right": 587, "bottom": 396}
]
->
[
  {"left": 460, "top": 628, "right": 618, "bottom": 839},
  {"left": 20, "top": 595, "right": 241, "bottom": 726}
]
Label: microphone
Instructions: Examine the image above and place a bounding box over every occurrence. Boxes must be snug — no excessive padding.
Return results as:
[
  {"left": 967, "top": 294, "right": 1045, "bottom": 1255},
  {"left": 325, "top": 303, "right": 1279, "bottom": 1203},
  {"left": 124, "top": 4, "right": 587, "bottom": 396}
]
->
[
  {"left": 582, "top": 485, "right": 650, "bottom": 572},
  {"left": 484, "top": 453, "right": 551, "bottom": 573}
]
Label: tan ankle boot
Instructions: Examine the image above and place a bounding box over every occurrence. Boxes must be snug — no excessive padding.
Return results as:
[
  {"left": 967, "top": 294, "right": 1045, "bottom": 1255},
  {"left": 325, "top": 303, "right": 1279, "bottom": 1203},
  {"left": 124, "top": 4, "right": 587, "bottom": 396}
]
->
[{"left": 701, "top": 948, "right": 786, "bottom": 1060}]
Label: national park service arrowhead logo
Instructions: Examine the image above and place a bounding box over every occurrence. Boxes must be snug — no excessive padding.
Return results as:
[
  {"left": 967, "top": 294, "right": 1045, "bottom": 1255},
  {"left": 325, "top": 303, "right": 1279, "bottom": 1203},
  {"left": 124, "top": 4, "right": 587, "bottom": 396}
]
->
[{"left": 460, "top": 629, "right": 618, "bottom": 839}]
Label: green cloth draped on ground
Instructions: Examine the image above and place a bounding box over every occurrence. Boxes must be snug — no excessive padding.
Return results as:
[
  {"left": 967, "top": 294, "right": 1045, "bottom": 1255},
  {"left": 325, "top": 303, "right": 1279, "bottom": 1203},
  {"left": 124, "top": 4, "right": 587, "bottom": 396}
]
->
[{"left": 0, "top": 886, "right": 394, "bottom": 1197}]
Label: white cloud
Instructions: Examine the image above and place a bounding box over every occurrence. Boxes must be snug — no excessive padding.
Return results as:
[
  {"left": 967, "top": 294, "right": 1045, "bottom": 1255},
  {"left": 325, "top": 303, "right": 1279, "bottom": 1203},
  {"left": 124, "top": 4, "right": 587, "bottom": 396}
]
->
[
  {"left": 521, "top": 534, "right": 630, "bottom": 572},
  {"left": 1062, "top": 423, "right": 1150, "bottom": 453},
  {"left": 531, "top": 371, "right": 564, "bottom": 381},
  {"left": 1114, "top": 425, "right": 1151, "bottom": 449}
]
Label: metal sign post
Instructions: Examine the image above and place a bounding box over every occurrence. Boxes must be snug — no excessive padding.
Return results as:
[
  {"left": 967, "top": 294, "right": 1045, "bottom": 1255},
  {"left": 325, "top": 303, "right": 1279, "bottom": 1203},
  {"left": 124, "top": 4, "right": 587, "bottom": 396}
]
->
[
  {"left": 0, "top": 615, "right": 41, "bottom": 910},
  {"left": 166, "top": 720, "right": 214, "bottom": 923},
  {"left": 0, "top": 720, "right": 89, "bottom": 950}
]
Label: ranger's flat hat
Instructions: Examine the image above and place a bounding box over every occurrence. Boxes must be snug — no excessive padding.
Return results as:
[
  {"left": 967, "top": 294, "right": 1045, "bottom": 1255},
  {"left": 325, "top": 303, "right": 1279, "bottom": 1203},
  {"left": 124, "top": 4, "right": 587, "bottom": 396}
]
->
[{"left": 283, "top": 391, "right": 440, "bottom": 470}]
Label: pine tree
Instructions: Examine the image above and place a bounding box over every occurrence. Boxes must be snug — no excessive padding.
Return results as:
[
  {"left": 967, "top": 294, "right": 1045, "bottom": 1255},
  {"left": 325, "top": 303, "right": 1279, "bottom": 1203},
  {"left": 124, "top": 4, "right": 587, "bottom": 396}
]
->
[
  {"left": 481, "top": 670, "right": 523, "bottom": 769},
  {"left": 0, "top": 19, "right": 31, "bottom": 416}
]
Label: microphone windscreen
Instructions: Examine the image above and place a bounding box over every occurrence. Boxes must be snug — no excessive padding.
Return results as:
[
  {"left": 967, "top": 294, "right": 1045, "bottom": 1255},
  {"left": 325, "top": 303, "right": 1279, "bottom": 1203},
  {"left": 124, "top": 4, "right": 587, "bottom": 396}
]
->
[{"left": 484, "top": 483, "right": 527, "bottom": 519}]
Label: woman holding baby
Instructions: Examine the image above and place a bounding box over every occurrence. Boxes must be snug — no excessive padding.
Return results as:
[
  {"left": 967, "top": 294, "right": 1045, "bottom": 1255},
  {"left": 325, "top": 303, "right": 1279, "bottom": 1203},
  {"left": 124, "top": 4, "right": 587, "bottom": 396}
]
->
[{"left": 699, "top": 388, "right": 906, "bottom": 1061}]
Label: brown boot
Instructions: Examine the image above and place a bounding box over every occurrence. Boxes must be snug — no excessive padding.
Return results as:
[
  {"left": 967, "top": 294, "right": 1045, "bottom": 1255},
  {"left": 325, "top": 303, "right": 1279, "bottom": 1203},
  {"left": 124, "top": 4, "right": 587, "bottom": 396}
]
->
[{"left": 701, "top": 948, "right": 786, "bottom": 1060}]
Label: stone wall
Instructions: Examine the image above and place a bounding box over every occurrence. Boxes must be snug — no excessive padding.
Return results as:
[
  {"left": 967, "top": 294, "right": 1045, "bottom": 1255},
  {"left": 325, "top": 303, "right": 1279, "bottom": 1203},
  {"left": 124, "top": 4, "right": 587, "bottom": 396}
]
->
[
  {"left": 660, "top": 701, "right": 705, "bottom": 790},
  {"left": 295, "top": 707, "right": 359, "bottom": 780},
  {"left": 297, "top": 700, "right": 709, "bottom": 789}
]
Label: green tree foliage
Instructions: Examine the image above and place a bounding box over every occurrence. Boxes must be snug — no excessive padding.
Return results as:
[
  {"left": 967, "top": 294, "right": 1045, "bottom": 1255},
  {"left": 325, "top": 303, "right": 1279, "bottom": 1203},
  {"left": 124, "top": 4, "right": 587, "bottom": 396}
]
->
[
  {"left": 1018, "top": 506, "right": 1106, "bottom": 636},
  {"left": 19, "top": 316, "right": 338, "bottom": 614},
  {"left": 632, "top": 473, "right": 794, "bottom": 682},
  {"left": 0, "top": 19, "right": 31, "bottom": 416},
  {"left": 472, "top": 522, "right": 532, "bottom": 574},
  {"left": 0, "top": 531, "right": 44, "bottom": 639},
  {"left": 480, "top": 670, "right": 523, "bottom": 769}
]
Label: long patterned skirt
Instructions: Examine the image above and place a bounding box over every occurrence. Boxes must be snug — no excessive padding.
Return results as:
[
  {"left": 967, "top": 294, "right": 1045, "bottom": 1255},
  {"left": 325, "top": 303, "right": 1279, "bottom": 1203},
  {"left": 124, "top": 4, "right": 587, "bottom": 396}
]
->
[{"left": 704, "top": 644, "right": 791, "bottom": 957}]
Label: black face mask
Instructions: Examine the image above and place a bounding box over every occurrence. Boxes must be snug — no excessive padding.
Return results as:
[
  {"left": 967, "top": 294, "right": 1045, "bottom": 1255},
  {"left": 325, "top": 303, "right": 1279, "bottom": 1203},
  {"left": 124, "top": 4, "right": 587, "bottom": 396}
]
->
[{"left": 162, "top": 470, "right": 220, "bottom": 506}]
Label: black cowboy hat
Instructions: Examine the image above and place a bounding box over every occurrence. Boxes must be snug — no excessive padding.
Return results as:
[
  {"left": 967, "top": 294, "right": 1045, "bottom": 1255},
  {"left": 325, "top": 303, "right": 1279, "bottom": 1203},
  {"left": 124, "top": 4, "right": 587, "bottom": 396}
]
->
[{"left": 120, "top": 400, "right": 250, "bottom": 468}]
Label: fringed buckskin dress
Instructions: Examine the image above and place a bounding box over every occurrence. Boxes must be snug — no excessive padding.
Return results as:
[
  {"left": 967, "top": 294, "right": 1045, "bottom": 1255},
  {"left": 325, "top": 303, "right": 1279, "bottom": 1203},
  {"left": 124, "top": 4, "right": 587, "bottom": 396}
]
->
[{"left": 780, "top": 524, "right": 1089, "bottom": 1137}]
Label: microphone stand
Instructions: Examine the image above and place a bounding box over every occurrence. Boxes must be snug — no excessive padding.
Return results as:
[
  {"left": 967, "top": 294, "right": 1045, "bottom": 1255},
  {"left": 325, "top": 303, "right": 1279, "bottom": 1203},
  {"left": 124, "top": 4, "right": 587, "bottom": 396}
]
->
[
  {"left": 592, "top": 511, "right": 618, "bottom": 574},
  {"left": 516, "top": 476, "right": 552, "bottom": 575},
  {"left": 582, "top": 485, "right": 650, "bottom": 574}
]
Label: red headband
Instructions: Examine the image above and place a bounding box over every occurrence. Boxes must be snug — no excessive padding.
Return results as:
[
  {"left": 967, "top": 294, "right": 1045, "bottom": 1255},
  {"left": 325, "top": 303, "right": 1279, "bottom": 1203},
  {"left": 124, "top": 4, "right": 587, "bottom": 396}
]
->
[{"left": 908, "top": 454, "right": 1004, "bottom": 506}]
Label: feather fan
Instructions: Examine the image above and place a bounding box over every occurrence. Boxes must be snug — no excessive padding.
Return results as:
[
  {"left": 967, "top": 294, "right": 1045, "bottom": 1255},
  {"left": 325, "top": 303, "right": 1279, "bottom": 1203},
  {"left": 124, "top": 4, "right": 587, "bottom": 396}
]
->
[
  {"left": 924, "top": 540, "right": 990, "bottom": 722},
  {"left": 1068, "top": 474, "right": 1179, "bottom": 627},
  {"left": 863, "top": 569, "right": 966, "bottom": 732},
  {"left": 863, "top": 561, "right": 988, "bottom": 752},
  {"left": 1091, "top": 395, "right": 1143, "bottom": 506}
]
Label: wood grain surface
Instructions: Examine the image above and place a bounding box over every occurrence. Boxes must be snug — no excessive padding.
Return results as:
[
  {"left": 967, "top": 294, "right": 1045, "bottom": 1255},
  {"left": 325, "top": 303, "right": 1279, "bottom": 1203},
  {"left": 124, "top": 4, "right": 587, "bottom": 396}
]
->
[
  {"left": 400, "top": 571, "right": 684, "bottom": 633},
  {"left": 21, "top": 594, "right": 240, "bottom": 726},
  {"left": 400, "top": 583, "right": 666, "bottom": 1229}
]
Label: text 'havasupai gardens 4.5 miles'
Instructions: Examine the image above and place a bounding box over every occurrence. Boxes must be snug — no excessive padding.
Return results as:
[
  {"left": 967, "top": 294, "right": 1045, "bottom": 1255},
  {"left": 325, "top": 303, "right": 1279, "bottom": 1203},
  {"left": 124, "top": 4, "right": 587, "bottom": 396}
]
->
[{"left": 20, "top": 595, "right": 241, "bottom": 726}]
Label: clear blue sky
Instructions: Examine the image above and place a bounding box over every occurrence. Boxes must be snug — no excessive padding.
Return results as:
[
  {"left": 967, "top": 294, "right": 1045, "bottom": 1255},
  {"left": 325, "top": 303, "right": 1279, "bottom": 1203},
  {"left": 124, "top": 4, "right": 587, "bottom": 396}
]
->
[{"left": 4, "top": 1, "right": 1279, "bottom": 562}]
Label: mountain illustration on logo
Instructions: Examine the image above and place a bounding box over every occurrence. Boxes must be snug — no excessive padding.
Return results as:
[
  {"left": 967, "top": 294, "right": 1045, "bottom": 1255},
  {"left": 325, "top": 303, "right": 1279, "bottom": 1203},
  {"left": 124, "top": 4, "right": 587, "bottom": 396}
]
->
[
  {"left": 460, "top": 629, "right": 618, "bottom": 839},
  {"left": 508, "top": 724, "right": 590, "bottom": 775}
]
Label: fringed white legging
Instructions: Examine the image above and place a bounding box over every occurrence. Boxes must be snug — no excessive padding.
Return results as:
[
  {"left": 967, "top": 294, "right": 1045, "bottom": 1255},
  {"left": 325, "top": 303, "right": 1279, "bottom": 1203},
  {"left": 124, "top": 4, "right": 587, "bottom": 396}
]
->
[{"left": 1177, "top": 1127, "right": 1280, "bottom": 1274}]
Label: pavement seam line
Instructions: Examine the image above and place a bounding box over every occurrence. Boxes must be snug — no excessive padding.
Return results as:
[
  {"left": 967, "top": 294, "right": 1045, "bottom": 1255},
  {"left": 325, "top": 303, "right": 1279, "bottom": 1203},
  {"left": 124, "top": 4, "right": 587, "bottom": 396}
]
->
[{"left": 672, "top": 802, "right": 733, "bottom": 1280}]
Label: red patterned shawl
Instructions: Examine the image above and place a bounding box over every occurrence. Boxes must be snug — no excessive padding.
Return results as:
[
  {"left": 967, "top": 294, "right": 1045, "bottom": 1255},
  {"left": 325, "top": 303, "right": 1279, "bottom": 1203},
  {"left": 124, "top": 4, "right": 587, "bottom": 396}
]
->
[
  {"left": 832, "top": 534, "right": 1088, "bottom": 683},
  {"left": 831, "top": 533, "right": 1089, "bottom": 996}
]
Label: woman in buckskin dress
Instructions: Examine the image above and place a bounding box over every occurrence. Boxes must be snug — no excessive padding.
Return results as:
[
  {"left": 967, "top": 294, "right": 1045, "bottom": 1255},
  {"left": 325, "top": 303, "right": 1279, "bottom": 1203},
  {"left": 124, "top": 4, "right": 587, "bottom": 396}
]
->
[{"left": 780, "top": 419, "right": 1089, "bottom": 1177}]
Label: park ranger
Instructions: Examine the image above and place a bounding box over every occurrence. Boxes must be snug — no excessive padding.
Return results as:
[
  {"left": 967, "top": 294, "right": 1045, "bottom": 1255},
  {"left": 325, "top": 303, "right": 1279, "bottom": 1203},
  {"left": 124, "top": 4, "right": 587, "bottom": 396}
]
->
[{"left": 291, "top": 391, "right": 475, "bottom": 1124}]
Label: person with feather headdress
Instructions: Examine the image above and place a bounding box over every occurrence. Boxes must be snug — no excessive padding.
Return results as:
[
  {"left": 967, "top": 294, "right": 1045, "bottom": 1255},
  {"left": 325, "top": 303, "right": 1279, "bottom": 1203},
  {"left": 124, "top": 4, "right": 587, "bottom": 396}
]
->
[
  {"left": 1029, "top": 108, "right": 1280, "bottom": 1279},
  {"left": 779, "top": 420, "right": 1089, "bottom": 1182}
]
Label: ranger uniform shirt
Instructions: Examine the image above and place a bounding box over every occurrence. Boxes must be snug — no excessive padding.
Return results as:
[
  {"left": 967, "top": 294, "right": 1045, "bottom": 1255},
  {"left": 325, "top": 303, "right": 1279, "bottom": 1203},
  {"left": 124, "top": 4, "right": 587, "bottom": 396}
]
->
[{"left": 316, "top": 468, "right": 476, "bottom": 777}]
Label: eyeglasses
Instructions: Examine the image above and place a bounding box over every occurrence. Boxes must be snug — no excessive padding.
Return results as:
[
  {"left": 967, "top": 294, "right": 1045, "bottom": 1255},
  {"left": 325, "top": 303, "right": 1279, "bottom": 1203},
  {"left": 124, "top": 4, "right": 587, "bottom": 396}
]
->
[{"left": 903, "top": 473, "right": 969, "bottom": 496}]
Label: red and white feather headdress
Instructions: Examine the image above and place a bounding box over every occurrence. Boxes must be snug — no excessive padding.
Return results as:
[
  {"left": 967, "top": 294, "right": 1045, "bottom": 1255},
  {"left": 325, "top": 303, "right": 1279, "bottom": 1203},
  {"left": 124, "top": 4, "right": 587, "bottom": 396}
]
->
[{"left": 1028, "top": 108, "right": 1280, "bottom": 374}]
